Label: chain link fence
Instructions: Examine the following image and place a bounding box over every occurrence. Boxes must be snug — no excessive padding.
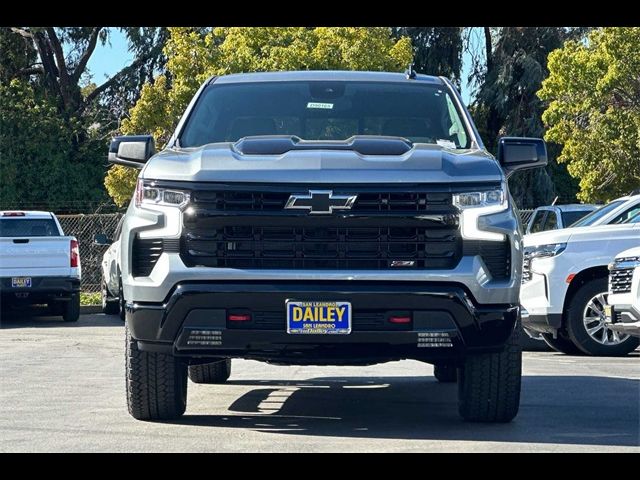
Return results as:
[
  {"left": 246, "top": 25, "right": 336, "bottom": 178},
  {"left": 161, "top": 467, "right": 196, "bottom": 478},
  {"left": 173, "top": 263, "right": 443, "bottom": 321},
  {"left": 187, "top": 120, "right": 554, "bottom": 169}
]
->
[
  {"left": 58, "top": 213, "right": 123, "bottom": 293},
  {"left": 59, "top": 210, "right": 538, "bottom": 293}
]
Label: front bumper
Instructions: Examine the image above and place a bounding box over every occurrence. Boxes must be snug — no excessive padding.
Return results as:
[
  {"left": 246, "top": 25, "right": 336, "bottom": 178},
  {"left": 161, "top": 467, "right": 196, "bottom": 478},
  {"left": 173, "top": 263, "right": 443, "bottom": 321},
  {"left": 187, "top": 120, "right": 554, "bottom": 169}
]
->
[
  {"left": 0, "top": 276, "right": 80, "bottom": 303},
  {"left": 127, "top": 281, "right": 519, "bottom": 364},
  {"left": 605, "top": 303, "right": 640, "bottom": 338}
]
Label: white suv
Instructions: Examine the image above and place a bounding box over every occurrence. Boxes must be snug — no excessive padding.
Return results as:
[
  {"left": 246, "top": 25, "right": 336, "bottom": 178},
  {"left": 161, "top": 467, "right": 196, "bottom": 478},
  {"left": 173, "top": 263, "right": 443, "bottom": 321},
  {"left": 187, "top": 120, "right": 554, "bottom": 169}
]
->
[
  {"left": 520, "top": 218, "right": 640, "bottom": 356},
  {"left": 606, "top": 246, "right": 640, "bottom": 338}
]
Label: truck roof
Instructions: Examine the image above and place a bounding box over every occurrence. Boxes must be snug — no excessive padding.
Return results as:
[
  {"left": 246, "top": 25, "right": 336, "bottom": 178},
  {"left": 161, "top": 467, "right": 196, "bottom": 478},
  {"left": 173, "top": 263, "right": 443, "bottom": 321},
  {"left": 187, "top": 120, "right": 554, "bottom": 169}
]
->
[
  {"left": 212, "top": 70, "right": 445, "bottom": 85},
  {"left": 0, "top": 211, "right": 54, "bottom": 219},
  {"left": 543, "top": 204, "right": 598, "bottom": 212}
]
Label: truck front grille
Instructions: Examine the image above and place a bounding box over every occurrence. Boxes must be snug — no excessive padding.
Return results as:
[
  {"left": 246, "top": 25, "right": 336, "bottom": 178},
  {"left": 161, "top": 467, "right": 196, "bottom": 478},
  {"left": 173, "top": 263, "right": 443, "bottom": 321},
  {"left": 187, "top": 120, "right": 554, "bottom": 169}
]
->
[
  {"left": 179, "top": 184, "right": 506, "bottom": 276},
  {"left": 609, "top": 268, "right": 633, "bottom": 294},
  {"left": 182, "top": 225, "right": 460, "bottom": 270}
]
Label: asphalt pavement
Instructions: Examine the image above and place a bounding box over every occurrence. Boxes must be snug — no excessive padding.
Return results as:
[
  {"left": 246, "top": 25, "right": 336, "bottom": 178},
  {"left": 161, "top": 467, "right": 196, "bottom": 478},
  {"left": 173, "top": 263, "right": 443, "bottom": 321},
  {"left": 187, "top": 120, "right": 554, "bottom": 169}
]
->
[{"left": 1, "top": 310, "right": 638, "bottom": 452}]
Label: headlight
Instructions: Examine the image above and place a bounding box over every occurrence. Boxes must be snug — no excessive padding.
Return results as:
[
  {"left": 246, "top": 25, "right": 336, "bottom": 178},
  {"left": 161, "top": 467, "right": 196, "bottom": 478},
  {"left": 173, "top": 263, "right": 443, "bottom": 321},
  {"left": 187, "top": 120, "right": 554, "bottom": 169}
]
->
[
  {"left": 454, "top": 186, "right": 508, "bottom": 241},
  {"left": 453, "top": 189, "right": 504, "bottom": 209},
  {"left": 135, "top": 179, "right": 190, "bottom": 209},
  {"left": 525, "top": 243, "right": 567, "bottom": 259},
  {"left": 610, "top": 256, "right": 640, "bottom": 270}
]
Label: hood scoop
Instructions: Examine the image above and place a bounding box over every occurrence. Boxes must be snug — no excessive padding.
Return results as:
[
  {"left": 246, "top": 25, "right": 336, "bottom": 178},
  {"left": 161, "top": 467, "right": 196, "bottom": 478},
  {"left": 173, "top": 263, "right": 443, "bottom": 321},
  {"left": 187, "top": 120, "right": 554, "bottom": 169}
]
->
[{"left": 233, "top": 135, "right": 413, "bottom": 156}]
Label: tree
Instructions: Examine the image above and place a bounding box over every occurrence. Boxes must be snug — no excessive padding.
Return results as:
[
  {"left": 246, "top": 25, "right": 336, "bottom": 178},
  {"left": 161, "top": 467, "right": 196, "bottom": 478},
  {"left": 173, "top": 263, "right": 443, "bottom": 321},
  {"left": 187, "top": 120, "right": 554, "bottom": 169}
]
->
[
  {"left": 392, "top": 27, "right": 463, "bottom": 85},
  {"left": 538, "top": 27, "right": 640, "bottom": 202},
  {"left": 0, "top": 27, "right": 168, "bottom": 211},
  {"left": 469, "top": 27, "right": 589, "bottom": 208},
  {"left": 105, "top": 27, "right": 413, "bottom": 205}
]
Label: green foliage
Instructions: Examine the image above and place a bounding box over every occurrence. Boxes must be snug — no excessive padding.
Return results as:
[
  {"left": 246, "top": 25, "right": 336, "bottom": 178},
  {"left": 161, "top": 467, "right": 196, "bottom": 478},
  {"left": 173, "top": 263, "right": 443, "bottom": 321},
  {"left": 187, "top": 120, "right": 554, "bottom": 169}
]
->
[
  {"left": 539, "top": 27, "right": 640, "bottom": 202},
  {"left": 106, "top": 27, "right": 413, "bottom": 204},
  {"left": 470, "top": 27, "right": 587, "bottom": 208},
  {"left": 392, "top": 28, "right": 463, "bottom": 85},
  {"left": 0, "top": 79, "right": 108, "bottom": 209}
]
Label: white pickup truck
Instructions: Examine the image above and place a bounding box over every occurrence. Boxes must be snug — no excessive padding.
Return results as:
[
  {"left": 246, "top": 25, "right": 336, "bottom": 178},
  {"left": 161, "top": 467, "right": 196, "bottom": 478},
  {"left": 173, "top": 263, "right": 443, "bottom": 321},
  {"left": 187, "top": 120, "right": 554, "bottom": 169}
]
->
[{"left": 0, "top": 211, "right": 81, "bottom": 322}]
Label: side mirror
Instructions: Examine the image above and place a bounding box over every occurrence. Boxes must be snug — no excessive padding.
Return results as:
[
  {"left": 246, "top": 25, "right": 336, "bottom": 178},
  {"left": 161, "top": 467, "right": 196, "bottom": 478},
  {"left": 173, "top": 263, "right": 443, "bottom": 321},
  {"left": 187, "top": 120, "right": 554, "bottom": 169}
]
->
[
  {"left": 498, "top": 137, "right": 547, "bottom": 175},
  {"left": 108, "top": 135, "right": 156, "bottom": 168},
  {"left": 93, "top": 233, "right": 111, "bottom": 245}
]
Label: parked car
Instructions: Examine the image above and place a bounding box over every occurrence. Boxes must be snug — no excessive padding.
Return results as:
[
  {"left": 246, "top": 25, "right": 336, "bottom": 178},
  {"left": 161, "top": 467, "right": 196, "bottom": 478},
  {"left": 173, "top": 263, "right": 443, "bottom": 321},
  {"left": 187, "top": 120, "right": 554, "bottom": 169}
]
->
[
  {"left": 94, "top": 216, "right": 125, "bottom": 320},
  {"left": 569, "top": 193, "right": 640, "bottom": 228},
  {"left": 109, "top": 70, "right": 548, "bottom": 423},
  {"left": 605, "top": 246, "right": 640, "bottom": 338},
  {"left": 521, "top": 219, "right": 640, "bottom": 356},
  {"left": 0, "top": 211, "right": 81, "bottom": 321},
  {"left": 525, "top": 204, "right": 597, "bottom": 234}
]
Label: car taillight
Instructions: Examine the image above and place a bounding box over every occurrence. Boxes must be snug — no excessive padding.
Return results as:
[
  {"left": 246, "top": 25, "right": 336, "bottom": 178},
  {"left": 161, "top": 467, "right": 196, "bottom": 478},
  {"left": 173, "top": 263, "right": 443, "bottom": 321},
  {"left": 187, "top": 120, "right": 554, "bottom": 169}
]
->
[{"left": 70, "top": 239, "right": 79, "bottom": 267}]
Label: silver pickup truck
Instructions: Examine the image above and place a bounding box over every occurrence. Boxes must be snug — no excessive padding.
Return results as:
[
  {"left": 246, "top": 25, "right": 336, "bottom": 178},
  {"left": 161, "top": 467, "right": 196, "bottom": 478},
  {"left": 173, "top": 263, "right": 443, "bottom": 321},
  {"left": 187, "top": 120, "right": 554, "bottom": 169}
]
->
[{"left": 110, "top": 70, "right": 547, "bottom": 423}]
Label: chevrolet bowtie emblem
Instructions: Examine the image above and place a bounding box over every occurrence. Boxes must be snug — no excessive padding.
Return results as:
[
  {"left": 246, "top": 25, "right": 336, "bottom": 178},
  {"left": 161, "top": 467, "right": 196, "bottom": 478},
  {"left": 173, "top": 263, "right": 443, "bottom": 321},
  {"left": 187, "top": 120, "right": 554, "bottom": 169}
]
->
[{"left": 285, "top": 190, "right": 358, "bottom": 215}]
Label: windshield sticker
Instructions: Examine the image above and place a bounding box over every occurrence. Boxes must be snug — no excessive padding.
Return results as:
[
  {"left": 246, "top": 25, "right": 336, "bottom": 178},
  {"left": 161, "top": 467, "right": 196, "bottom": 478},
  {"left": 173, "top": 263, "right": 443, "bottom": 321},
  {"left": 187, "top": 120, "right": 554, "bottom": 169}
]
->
[
  {"left": 307, "top": 102, "right": 334, "bottom": 110},
  {"left": 436, "top": 139, "right": 457, "bottom": 149}
]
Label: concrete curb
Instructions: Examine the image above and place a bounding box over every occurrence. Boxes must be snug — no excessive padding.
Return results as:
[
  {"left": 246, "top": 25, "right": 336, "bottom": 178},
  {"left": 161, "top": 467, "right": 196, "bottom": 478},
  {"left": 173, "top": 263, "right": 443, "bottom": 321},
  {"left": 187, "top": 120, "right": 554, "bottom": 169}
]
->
[{"left": 80, "top": 305, "right": 102, "bottom": 314}]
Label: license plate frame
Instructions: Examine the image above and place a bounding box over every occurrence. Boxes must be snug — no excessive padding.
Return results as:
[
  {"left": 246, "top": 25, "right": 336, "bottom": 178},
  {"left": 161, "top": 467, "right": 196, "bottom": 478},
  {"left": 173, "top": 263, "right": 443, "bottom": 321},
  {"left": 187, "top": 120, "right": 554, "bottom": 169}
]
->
[
  {"left": 286, "top": 300, "right": 352, "bottom": 335},
  {"left": 12, "top": 277, "right": 32, "bottom": 288}
]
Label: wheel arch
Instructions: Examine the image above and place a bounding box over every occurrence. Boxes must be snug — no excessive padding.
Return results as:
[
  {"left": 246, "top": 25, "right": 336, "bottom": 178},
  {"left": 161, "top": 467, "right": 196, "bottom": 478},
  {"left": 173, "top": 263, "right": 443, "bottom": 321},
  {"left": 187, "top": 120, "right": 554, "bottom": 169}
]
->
[{"left": 561, "top": 265, "right": 609, "bottom": 327}]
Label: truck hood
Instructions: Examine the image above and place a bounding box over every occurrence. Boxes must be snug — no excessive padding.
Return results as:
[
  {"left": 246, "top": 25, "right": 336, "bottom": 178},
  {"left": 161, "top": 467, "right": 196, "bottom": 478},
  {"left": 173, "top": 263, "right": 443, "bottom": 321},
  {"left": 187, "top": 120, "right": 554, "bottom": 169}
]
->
[
  {"left": 524, "top": 223, "right": 639, "bottom": 248},
  {"left": 142, "top": 143, "right": 504, "bottom": 185}
]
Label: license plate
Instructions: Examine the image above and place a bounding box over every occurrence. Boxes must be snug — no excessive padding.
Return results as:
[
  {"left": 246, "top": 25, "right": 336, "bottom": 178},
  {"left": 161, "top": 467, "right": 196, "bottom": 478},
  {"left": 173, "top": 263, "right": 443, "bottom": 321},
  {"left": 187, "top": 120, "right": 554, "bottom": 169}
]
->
[
  {"left": 604, "top": 305, "right": 613, "bottom": 321},
  {"left": 11, "top": 277, "right": 31, "bottom": 288},
  {"left": 286, "top": 301, "right": 351, "bottom": 334}
]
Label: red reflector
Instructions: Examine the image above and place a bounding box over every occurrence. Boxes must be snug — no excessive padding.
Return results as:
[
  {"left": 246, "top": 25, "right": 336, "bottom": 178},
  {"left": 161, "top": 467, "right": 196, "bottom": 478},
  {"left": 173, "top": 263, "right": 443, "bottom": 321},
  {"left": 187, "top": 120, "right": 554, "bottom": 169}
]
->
[
  {"left": 228, "top": 314, "right": 251, "bottom": 322},
  {"left": 566, "top": 273, "right": 576, "bottom": 284},
  {"left": 2, "top": 211, "right": 25, "bottom": 216},
  {"left": 70, "top": 239, "right": 79, "bottom": 268},
  {"left": 389, "top": 316, "right": 411, "bottom": 324}
]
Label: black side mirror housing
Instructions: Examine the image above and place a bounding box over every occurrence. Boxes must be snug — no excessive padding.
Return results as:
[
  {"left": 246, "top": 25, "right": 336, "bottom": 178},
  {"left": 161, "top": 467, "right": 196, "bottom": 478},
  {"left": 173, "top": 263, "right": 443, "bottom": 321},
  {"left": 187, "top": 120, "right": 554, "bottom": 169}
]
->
[
  {"left": 498, "top": 137, "right": 547, "bottom": 175},
  {"left": 93, "top": 233, "right": 111, "bottom": 245},
  {"left": 108, "top": 135, "right": 156, "bottom": 168}
]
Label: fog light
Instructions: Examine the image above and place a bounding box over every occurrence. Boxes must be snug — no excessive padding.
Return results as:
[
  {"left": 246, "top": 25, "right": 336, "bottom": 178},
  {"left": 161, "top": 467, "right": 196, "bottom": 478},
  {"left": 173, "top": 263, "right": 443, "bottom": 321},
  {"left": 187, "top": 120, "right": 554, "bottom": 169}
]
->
[
  {"left": 228, "top": 314, "right": 251, "bottom": 322},
  {"left": 417, "top": 331, "right": 453, "bottom": 348},
  {"left": 389, "top": 316, "right": 411, "bottom": 324},
  {"left": 186, "top": 329, "right": 222, "bottom": 346}
]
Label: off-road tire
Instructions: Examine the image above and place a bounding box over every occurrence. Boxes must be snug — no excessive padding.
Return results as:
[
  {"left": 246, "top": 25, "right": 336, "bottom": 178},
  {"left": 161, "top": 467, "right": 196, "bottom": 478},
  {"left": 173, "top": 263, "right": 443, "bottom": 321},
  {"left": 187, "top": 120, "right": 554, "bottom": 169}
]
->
[
  {"left": 125, "top": 324, "right": 187, "bottom": 420},
  {"left": 188, "top": 359, "right": 232, "bottom": 384},
  {"left": 458, "top": 321, "right": 522, "bottom": 423},
  {"left": 434, "top": 363, "right": 457, "bottom": 383}
]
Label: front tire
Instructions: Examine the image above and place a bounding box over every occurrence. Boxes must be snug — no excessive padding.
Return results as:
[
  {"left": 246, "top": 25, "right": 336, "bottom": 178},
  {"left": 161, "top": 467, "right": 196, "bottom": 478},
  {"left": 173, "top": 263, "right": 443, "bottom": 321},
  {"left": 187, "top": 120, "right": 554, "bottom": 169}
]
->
[
  {"left": 101, "top": 279, "right": 119, "bottom": 315},
  {"left": 541, "top": 332, "right": 582, "bottom": 355},
  {"left": 565, "top": 277, "right": 639, "bottom": 356},
  {"left": 188, "top": 359, "right": 232, "bottom": 384},
  {"left": 118, "top": 277, "right": 125, "bottom": 321},
  {"left": 62, "top": 293, "right": 80, "bottom": 322},
  {"left": 434, "top": 363, "right": 457, "bottom": 383},
  {"left": 125, "top": 323, "right": 187, "bottom": 420},
  {"left": 458, "top": 321, "right": 522, "bottom": 423}
]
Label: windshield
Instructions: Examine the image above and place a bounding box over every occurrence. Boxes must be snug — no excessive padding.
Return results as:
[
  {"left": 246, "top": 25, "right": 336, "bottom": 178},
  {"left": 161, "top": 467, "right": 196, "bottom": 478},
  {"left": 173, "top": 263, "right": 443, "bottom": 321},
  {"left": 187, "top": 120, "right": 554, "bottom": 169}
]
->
[
  {"left": 569, "top": 200, "right": 624, "bottom": 227},
  {"left": 180, "top": 81, "right": 470, "bottom": 149},
  {"left": 0, "top": 218, "right": 59, "bottom": 237},
  {"left": 561, "top": 210, "right": 594, "bottom": 227}
]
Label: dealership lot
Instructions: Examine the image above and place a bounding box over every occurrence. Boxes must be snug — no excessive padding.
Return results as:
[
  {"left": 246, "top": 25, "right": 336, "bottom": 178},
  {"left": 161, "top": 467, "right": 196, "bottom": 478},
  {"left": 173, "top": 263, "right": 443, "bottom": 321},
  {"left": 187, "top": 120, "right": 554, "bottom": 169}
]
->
[{"left": 0, "top": 311, "right": 638, "bottom": 453}]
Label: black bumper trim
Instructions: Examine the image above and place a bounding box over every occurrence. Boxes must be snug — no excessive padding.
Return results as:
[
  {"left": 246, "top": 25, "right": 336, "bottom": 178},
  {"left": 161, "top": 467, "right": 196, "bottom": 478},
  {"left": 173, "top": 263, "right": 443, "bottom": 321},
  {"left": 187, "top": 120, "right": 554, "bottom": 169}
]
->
[
  {"left": 0, "top": 276, "right": 80, "bottom": 300},
  {"left": 522, "top": 313, "right": 562, "bottom": 334},
  {"left": 127, "top": 281, "right": 519, "bottom": 362}
]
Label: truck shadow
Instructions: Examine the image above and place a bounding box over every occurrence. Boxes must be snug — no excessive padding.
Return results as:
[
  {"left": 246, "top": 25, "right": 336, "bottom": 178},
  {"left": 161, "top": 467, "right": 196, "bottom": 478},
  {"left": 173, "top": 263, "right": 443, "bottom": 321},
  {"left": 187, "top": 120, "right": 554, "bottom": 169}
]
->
[{"left": 176, "top": 375, "right": 639, "bottom": 447}]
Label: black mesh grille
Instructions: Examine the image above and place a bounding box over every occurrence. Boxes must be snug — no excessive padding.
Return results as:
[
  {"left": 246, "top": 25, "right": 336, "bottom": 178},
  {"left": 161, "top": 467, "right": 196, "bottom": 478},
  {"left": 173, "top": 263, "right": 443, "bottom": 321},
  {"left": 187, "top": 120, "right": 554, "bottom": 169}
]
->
[
  {"left": 609, "top": 268, "right": 633, "bottom": 294},
  {"left": 182, "top": 225, "right": 460, "bottom": 270},
  {"left": 174, "top": 186, "right": 520, "bottom": 272},
  {"left": 189, "top": 190, "right": 452, "bottom": 213},
  {"left": 132, "top": 237, "right": 163, "bottom": 277},
  {"left": 464, "top": 240, "right": 511, "bottom": 280}
]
